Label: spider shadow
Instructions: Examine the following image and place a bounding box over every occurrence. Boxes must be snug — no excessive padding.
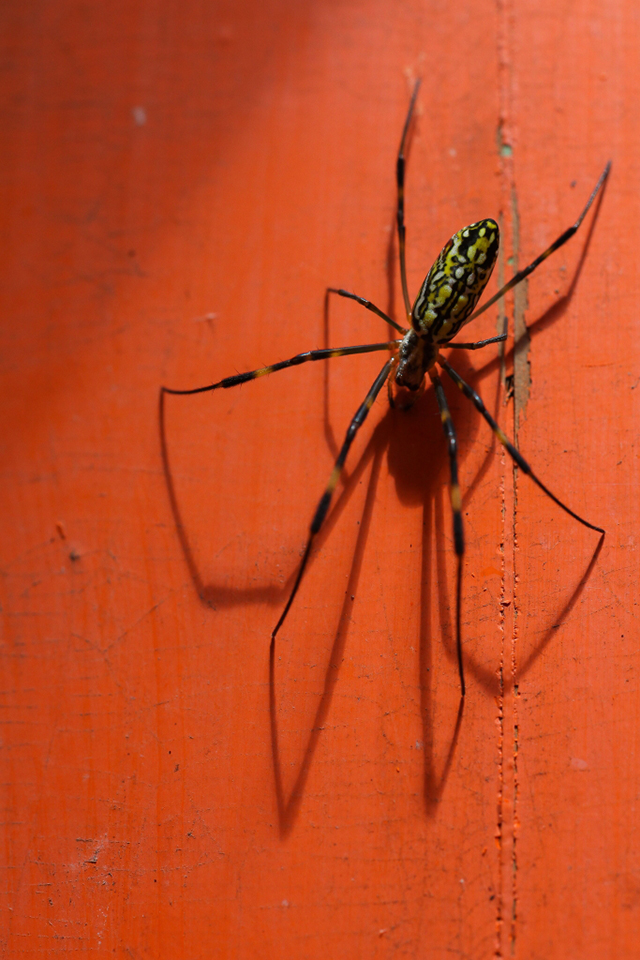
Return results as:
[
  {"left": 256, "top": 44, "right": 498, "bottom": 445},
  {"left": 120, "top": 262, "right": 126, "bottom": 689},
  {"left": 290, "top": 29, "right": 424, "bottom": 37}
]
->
[
  {"left": 159, "top": 163, "right": 608, "bottom": 832},
  {"left": 161, "top": 346, "right": 495, "bottom": 833},
  {"left": 160, "top": 336, "right": 601, "bottom": 832}
]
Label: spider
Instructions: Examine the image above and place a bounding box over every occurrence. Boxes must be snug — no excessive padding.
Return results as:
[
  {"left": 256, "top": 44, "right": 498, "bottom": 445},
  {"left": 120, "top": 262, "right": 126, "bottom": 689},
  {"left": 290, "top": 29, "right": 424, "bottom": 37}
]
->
[{"left": 161, "top": 80, "right": 609, "bottom": 696}]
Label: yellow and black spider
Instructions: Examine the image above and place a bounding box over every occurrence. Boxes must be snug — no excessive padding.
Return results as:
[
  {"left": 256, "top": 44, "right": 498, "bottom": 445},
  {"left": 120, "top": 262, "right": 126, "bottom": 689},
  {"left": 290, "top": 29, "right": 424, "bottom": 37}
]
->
[{"left": 161, "top": 81, "right": 609, "bottom": 696}]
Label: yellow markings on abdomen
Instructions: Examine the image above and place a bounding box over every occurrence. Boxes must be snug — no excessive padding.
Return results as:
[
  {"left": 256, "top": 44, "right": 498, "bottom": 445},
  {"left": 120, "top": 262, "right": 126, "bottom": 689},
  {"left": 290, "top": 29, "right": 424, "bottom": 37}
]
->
[
  {"left": 411, "top": 219, "right": 500, "bottom": 343},
  {"left": 437, "top": 284, "right": 452, "bottom": 304}
]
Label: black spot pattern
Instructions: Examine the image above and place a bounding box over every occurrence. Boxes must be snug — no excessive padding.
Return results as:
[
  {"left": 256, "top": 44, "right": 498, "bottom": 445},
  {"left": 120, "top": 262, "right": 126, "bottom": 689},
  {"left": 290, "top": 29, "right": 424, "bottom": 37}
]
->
[{"left": 411, "top": 219, "right": 500, "bottom": 343}]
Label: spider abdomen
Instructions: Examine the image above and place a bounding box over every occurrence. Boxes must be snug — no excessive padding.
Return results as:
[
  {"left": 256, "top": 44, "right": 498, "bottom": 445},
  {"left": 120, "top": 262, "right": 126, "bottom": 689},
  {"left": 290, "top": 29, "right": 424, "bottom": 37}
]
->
[{"left": 411, "top": 219, "right": 500, "bottom": 343}]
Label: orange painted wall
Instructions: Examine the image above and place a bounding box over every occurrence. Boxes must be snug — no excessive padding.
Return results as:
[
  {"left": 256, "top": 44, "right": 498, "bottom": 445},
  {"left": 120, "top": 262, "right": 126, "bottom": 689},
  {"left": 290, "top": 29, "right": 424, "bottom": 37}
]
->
[{"left": 2, "top": 1, "right": 639, "bottom": 957}]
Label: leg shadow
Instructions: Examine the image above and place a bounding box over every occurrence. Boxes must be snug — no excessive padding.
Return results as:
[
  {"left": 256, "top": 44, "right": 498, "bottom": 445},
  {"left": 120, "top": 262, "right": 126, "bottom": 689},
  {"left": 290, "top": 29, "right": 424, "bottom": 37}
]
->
[
  {"left": 420, "top": 492, "right": 465, "bottom": 812},
  {"left": 270, "top": 426, "right": 387, "bottom": 836}
]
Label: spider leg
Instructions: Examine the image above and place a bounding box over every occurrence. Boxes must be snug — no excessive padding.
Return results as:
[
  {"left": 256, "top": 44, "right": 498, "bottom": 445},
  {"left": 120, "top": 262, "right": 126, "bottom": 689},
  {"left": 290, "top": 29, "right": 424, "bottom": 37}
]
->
[
  {"left": 468, "top": 161, "right": 611, "bottom": 324},
  {"left": 326, "top": 288, "right": 407, "bottom": 335},
  {"left": 161, "top": 340, "right": 399, "bottom": 396},
  {"left": 429, "top": 369, "right": 466, "bottom": 697},
  {"left": 397, "top": 79, "right": 421, "bottom": 318},
  {"left": 439, "top": 357, "right": 604, "bottom": 533},
  {"left": 271, "top": 357, "right": 394, "bottom": 643},
  {"left": 448, "top": 334, "right": 507, "bottom": 350}
]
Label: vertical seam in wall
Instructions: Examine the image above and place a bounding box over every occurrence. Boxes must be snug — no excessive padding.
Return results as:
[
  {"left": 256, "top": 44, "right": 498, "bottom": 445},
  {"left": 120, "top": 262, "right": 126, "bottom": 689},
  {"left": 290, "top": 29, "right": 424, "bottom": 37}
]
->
[
  {"left": 495, "top": 2, "right": 509, "bottom": 954},
  {"left": 495, "top": 0, "right": 521, "bottom": 955},
  {"left": 509, "top": 185, "right": 525, "bottom": 960}
]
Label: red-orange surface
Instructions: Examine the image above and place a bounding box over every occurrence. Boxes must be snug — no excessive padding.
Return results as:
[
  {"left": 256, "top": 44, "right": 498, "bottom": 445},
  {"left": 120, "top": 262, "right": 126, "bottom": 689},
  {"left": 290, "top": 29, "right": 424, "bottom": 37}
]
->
[{"left": 2, "top": 1, "right": 639, "bottom": 956}]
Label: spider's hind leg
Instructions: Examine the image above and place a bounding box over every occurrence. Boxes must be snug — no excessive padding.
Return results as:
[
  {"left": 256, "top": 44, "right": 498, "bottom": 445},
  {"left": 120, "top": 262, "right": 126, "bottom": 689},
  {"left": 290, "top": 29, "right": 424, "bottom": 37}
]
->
[
  {"left": 429, "top": 368, "right": 466, "bottom": 697},
  {"left": 440, "top": 357, "right": 604, "bottom": 534},
  {"left": 272, "top": 357, "right": 395, "bottom": 645}
]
